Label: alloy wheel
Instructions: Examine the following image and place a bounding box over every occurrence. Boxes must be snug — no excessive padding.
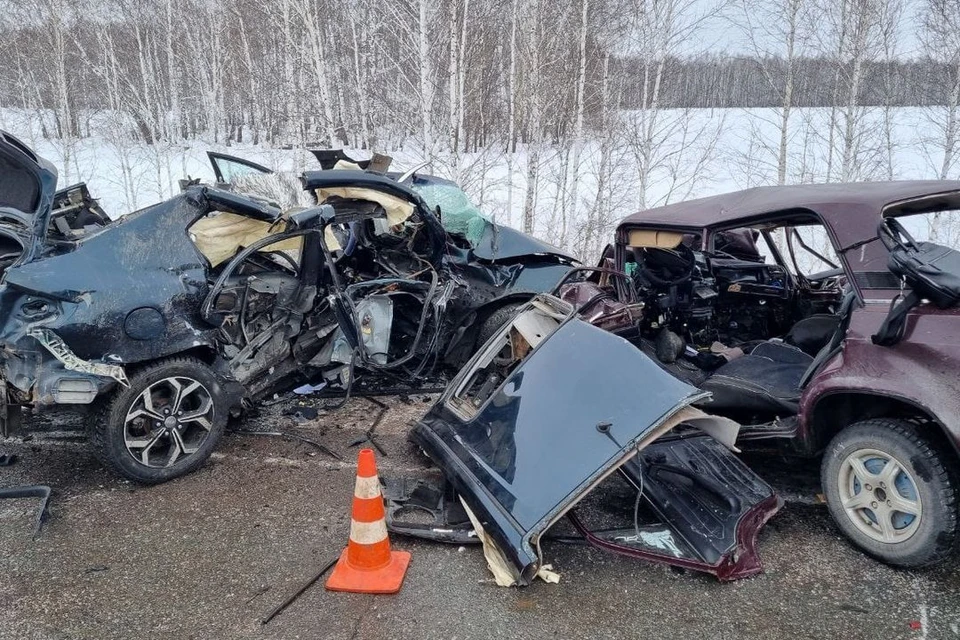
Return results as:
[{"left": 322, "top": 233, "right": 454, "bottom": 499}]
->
[
  {"left": 837, "top": 447, "right": 922, "bottom": 543},
  {"left": 123, "top": 376, "right": 215, "bottom": 469}
]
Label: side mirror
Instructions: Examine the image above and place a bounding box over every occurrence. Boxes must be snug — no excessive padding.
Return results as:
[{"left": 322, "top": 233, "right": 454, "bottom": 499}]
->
[
  {"left": 178, "top": 177, "right": 201, "bottom": 191},
  {"left": 288, "top": 204, "right": 335, "bottom": 230}
]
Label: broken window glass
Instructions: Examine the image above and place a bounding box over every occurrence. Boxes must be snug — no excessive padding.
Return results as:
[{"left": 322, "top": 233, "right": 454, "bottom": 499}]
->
[{"left": 411, "top": 183, "right": 489, "bottom": 248}]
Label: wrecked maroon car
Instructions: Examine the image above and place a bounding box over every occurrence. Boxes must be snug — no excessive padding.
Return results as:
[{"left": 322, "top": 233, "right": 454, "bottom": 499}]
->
[
  {"left": 385, "top": 295, "right": 782, "bottom": 584},
  {"left": 554, "top": 181, "right": 960, "bottom": 568},
  {"left": 0, "top": 132, "right": 575, "bottom": 483}
]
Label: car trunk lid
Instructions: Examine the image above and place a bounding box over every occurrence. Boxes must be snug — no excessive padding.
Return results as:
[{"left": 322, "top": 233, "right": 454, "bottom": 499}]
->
[{"left": 0, "top": 130, "right": 58, "bottom": 265}]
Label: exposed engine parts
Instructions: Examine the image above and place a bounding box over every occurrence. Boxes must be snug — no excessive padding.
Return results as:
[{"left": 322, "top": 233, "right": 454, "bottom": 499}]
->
[
  {"left": 627, "top": 230, "right": 818, "bottom": 351},
  {"left": 199, "top": 198, "right": 451, "bottom": 401}
]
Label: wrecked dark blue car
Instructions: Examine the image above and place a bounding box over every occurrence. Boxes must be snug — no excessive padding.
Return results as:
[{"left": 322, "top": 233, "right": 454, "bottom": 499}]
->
[{"left": 0, "top": 135, "right": 575, "bottom": 483}]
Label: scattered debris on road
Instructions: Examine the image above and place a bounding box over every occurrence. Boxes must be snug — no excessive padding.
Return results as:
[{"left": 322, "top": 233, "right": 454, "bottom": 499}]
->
[{"left": 0, "top": 483, "right": 51, "bottom": 538}]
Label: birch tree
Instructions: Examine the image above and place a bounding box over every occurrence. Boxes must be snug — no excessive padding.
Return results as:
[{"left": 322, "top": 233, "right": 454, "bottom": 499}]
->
[
  {"left": 921, "top": 0, "right": 960, "bottom": 180},
  {"left": 294, "top": 0, "right": 338, "bottom": 146},
  {"left": 731, "top": 0, "right": 811, "bottom": 184},
  {"left": 505, "top": 0, "right": 520, "bottom": 226},
  {"left": 418, "top": 0, "right": 437, "bottom": 158},
  {"left": 559, "top": 0, "right": 591, "bottom": 247},
  {"left": 877, "top": 0, "right": 903, "bottom": 180},
  {"left": 817, "top": 0, "right": 898, "bottom": 182},
  {"left": 622, "top": 0, "right": 726, "bottom": 208}
]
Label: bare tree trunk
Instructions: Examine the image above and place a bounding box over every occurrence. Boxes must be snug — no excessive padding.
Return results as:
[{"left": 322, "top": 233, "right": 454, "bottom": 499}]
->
[
  {"left": 457, "top": 0, "right": 470, "bottom": 152},
  {"left": 165, "top": 0, "right": 181, "bottom": 140},
  {"left": 281, "top": 0, "right": 298, "bottom": 142},
  {"left": 841, "top": 4, "right": 869, "bottom": 182},
  {"left": 582, "top": 52, "right": 611, "bottom": 261},
  {"left": 825, "top": 0, "right": 850, "bottom": 182},
  {"left": 419, "top": 0, "right": 435, "bottom": 158},
  {"left": 233, "top": 4, "right": 260, "bottom": 143},
  {"left": 563, "top": 0, "right": 589, "bottom": 247},
  {"left": 778, "top": 0, "right": 801, "bottom": 184},
  {"left": 522, "top": 147, "right": 539, "bottom": 235},
  {"left": 880, "top": 4, "right": 901, "bottom": 182},
  {"left": 941, "top": 65, "right": 960, "bottom": 179},
  {"left": 300, "top": 0, "right": 337, "bottom": 146},
  {"left": 638, "top": 57, "right": 667, "bottom": 208},
  {"left": 447, "top": 0, "right": 458, "bottom": 153},
  {"left": 347, "top": 11, "right": 372, "bottom": 148},
  {"left": 505, "top": 0, "right": 519, "bottom": 227}
]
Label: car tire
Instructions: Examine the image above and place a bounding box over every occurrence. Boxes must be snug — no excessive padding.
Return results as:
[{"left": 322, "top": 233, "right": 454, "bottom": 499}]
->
[
  {"left": 91, "top": 356, "right": 228, "bottom": 484},
  {"left": 821, "top": 418, "right": 958, "bottom": 567},
  {"left": 476, "top": 302, "right": 525, "bottom": 349}
]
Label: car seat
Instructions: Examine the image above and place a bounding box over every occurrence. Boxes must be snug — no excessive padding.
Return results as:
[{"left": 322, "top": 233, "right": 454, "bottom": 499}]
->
[{"left": 699, "top": 290, "right": 857, "bottom": 416}]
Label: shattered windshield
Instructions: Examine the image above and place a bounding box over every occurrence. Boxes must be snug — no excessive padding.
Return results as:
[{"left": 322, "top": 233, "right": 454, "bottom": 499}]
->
[{"left": 411, "top": 182, "right": 490, "bottom": 248}]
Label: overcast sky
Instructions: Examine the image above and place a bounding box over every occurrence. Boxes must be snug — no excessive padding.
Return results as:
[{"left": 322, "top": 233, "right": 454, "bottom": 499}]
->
[{"left": 677, "top": 0, "right": 926, "bottom": 58}]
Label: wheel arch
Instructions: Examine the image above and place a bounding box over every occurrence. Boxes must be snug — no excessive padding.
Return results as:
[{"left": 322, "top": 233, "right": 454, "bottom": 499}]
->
[
  {"left": 121, "top": 347, "right": 244, "bottom": 413},
  {"left": 124, "top": 345, "right": 220, "bottom": 375},
  {"left": 162, "top": 345, "right": 219, "bottom": 366},
  {"left": 808, "top": 390, "right": 960, "bottom": 460}
]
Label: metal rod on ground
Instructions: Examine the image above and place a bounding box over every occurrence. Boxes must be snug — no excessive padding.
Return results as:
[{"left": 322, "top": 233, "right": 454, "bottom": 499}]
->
[
  {"left": 233, "top": 430, "right": 343, "bottom": 461},
  {"left": 259, "top": 382, "right": 443, "bottom": 408},
  {"left": 318, "top": 385, "right": 446, "bottom": 398},
  {"left": 348, "top": 397, "right": 389, "bottom": 456},
  {"left": 260, "top": 556, "right": 339, "bottom": 625}
]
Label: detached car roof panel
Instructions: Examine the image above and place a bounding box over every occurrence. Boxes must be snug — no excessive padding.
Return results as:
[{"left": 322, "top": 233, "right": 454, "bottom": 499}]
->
[{"left": 413, "top": 302, "right": 707, "bottom": 582}]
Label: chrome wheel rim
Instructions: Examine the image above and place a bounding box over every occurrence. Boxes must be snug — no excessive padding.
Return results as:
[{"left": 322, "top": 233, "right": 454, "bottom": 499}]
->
[
  {"left": 123, "top": 376, "right": 214, "bottom": 469},
  {"left": 838, "top": 448, "right": 922, "bottom": 543}
]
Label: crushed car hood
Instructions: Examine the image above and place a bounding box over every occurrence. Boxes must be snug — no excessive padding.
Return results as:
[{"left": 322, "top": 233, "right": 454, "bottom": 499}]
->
[
  {"left": 472, "top": 223, "right": 576, "bottom": 263},
  {"left": 410, "top": 296, "right": 708, "bottom": 584}
]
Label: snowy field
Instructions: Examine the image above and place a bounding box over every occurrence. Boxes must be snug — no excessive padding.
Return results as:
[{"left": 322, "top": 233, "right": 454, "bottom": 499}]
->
[{"left": 0, "top": 106, "right": 950, "bottom": 260}]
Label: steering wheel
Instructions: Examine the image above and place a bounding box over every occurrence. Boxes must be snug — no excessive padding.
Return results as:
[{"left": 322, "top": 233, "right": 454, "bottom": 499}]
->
[
  {"left": 634, "top": 244, "right": 697, "bottom": 287},
  {"left": 326, "top": 222, "right": 359, "bottom": 262}
]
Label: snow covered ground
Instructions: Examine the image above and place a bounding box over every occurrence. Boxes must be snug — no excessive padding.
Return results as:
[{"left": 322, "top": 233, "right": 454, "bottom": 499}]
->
[{"left": 0, "top": 106, "right": 951, "bottom": 260}]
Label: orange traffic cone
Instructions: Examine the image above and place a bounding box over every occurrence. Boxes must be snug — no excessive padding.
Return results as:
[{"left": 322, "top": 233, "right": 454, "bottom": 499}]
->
[{"left": 325, "top": 448, "right": 411, "bottom": 594}]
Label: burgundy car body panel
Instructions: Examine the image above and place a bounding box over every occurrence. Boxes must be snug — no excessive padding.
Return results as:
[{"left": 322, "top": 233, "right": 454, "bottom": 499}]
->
[
  {"left": 567, "top": 493, "right": 781, "bottom": 582},
  {"left": 800, "top": 297, "right": 960, "bottom": 453}
]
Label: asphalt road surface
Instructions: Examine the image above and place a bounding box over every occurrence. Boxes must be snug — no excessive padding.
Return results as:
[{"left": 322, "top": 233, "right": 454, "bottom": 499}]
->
[{"left": 1, "top": 396, "right": 959, "bottom": 640}]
